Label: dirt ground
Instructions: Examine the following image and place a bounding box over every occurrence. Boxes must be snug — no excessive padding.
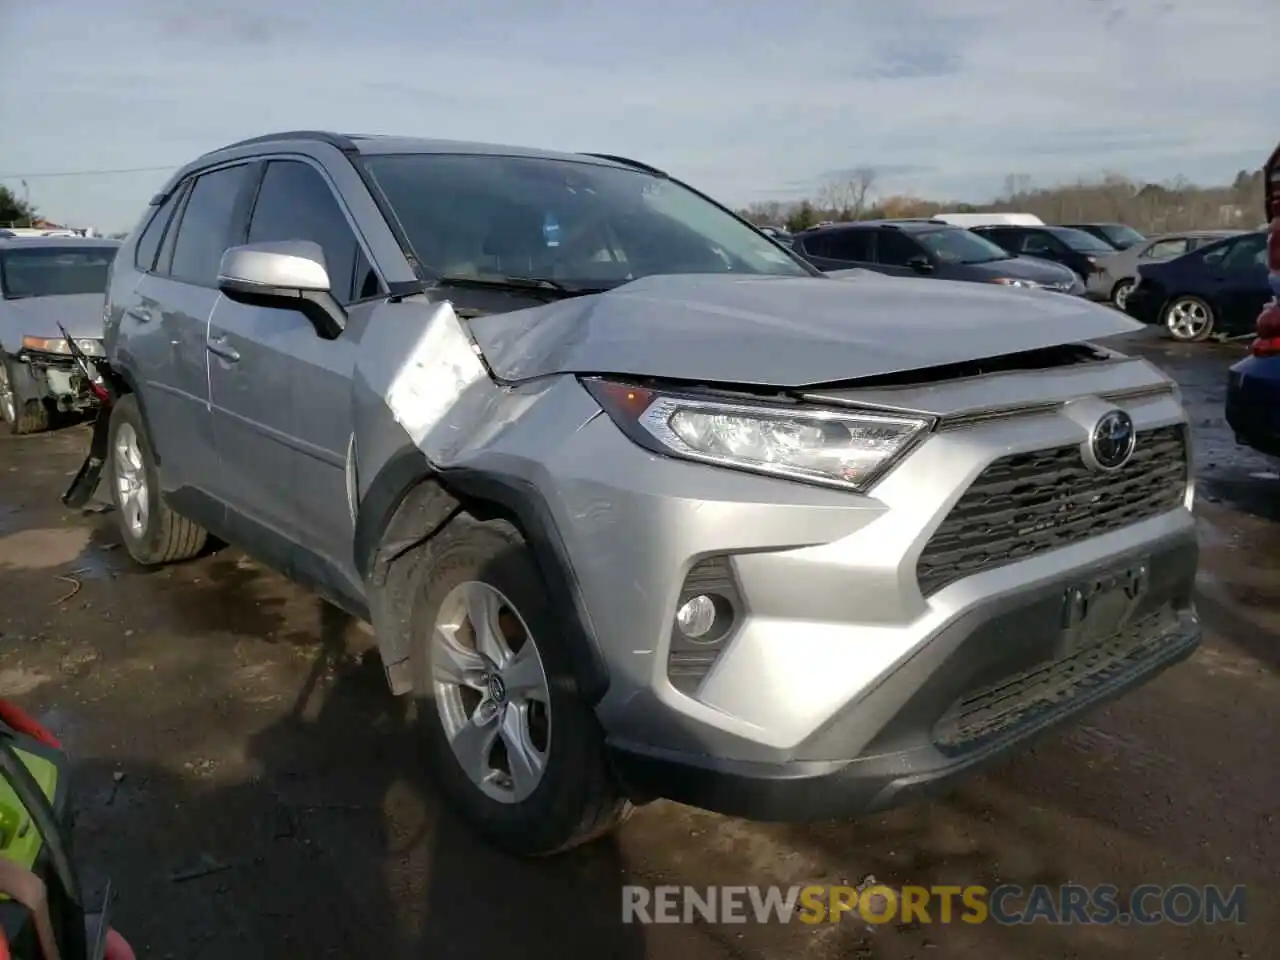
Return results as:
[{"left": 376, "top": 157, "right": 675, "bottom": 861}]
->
[{"left": 0, "top": 333, "right": 1276, "bottom": 959}]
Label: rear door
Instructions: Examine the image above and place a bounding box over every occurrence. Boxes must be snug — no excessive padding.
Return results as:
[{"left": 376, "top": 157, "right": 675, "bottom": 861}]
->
[
  {"left": 208, "top": 158, "right": 385, "bottom": 593},
  {"left": 870, "top": 229, "right": 927, "bottom": 278},
  {"left": 1203, "top": 233, "right": 1270, "bottom": 333},
  {"left": 122, "top": 164, "right": 253, "bottom": 507},
  {"left": 797, "top": 229, "right": 875, "bottom": 272}
]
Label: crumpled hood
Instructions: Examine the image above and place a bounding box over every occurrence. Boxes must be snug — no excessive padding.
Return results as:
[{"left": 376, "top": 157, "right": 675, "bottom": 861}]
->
[
  {"left": 2, "top": 293, "right": 105, "bottom": 343},
  {"left": 467, "top": 272, "right": 1140, "bottom": 388}
]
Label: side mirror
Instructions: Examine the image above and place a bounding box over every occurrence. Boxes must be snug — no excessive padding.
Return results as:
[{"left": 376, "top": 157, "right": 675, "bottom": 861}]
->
[
  {"left": 907, "top": 256, "right": 934, "bottom": 275},
  {"left": 218, "top": 240, "right": 331, "bottom": 296},
  {"left": 217, "top": 240, "right": 344, "bottom": 339}
]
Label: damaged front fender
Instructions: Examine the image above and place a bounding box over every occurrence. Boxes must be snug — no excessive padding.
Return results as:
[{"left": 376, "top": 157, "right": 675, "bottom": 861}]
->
[{"left": 348, "top": 297, "right": 610, "bottom": 700}]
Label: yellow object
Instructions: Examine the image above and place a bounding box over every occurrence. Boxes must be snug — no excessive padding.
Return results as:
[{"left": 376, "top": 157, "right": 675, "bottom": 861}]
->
[{"left": 0, "top": 747, "right": 59, "bottom": 873}]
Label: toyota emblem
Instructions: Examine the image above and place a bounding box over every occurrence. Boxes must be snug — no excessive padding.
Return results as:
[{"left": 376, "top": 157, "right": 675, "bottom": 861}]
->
[{"left": 1088, "top": 409, "right": 1136, "bottom": 471}]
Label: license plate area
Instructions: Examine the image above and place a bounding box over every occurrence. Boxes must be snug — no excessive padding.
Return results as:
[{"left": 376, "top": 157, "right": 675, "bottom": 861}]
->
[{"left": 1058, "top": 559, "right": 1149, "bottom": 657}]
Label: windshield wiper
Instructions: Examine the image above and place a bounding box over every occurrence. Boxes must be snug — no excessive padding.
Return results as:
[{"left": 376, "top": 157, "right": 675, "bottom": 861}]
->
[{"left": 434, "top": 274, "right": 609, "bottom": 299}]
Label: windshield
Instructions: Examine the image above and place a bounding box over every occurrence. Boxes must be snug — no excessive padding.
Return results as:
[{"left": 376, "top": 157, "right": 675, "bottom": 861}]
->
[
  {"left": 915, "top": 228, "right": 1011, "bottom": 265},
  {"left": 1048, "top": 227, "right": 1117, "bottom": 254},
  {"left": 363, "top": 154, "right": 813, "bottom": 288},
  {"left": 0, "top": 246, "right": 117, "bottom": 299},
  {"left": 1100, "top": 224, "right": 1145, "bottom": 248}
]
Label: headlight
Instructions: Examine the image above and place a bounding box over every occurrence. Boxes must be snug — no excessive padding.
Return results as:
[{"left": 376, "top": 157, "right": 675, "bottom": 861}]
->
[
  {"left": 21, "top": 336, "right": 104, "bottom": 357},
  {"left": 583, "top": 378, "right": 932, "bottom": 492},
  {"left": 989, "top": 278, "right": 1042, "bottom": 289}
]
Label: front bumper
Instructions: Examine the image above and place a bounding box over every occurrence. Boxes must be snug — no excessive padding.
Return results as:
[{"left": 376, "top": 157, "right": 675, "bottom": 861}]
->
[
  {"left": 1123, "top": 283, "right": 1163, "bottom": 325},
  {"left": 498, "top": 368, "right": 1193, "bottom": 753},
  {"left": 608, "top": 548, "right": 1199, "bottom": 820},
  {"left": 18, "top": 351, "right": 101, "bottom": 412},
  {"left": 1226, "top": 355, "right": 1280, "bottom": 457}
]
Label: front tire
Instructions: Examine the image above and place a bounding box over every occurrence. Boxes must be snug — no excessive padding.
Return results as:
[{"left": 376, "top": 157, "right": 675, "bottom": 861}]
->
[
  {"left": 0, "top": 354, "right": 51, "bottom": 435},
  {"left": 1110, "top": 279, "right": 1134, "bottom": 312},
  {"left": 410, "top": 517, "right": 631, "bottom": 857},
  {"left": 107, "top": 395, "right": 207, "bottom": 565},
  {"left": 1164, "top": 295, "right": 1215, "bottom": 342}
]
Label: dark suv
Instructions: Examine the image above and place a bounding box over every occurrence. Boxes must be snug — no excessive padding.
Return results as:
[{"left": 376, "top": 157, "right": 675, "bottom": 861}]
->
[
  {"left": 971, "top": 224, "right": 1117, "bottom": 284},
  {"left": 1061, "top": 222, "right": 1147, "bottom": 251},
  {"left": 793, "top": 220, "right": 1083, "bottom": 293}
]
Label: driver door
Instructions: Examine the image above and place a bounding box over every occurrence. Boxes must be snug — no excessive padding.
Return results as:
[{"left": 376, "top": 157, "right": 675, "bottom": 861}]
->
[{"left": 208, "top": 157, "right": 384, "bottom": 599}]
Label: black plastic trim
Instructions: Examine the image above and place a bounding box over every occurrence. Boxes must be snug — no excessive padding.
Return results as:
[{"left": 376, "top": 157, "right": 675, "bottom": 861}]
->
[
  {"left": 435, "top": 466, "right": 611, "bottom": 703},
  {"left": 212, "top": 130, "right": 361, "bottom": 155},
  {"left": 108, "top": 363, "right": 162, "bottom": 466},
  {"left": 579, "top": 153, "right": 669, "bottom": 178},
  {"left": 353, "top": 444, "right": 442, "bottom": 582}
]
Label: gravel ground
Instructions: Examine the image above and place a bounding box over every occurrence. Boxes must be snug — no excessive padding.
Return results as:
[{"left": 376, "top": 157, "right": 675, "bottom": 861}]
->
[{"left": 0, "top": 333, "right": 1276, "bottom": 959}]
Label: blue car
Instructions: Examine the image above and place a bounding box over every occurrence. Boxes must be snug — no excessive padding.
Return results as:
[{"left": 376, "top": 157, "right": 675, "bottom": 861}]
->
[
  {"left": 1124, "top": 230, "right": 1271, "bottom": 342},
  {"left": 1224, "top": 151, "right": 1279, "bottom": 457}
]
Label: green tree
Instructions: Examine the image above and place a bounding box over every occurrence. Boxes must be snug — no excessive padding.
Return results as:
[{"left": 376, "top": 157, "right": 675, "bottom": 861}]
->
[
  {"left": 0, "top": 184, "right": 37, "bottom": 226},
  {"left": 786, "top": 200, "right": 818, "bottom": 233}
]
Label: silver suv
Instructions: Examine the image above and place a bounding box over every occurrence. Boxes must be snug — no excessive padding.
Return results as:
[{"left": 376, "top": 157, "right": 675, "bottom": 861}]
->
[{"left": 67, "top": 131, "right": 1201, "bottom": 857}]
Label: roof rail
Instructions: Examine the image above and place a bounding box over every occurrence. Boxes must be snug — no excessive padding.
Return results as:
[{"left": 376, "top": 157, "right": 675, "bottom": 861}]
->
[
  {"left": 209, "top": 130, "right": 360, "bottom": 156},
  {"left": 580, "top": 153, "right": 668, "bottom": 177}
]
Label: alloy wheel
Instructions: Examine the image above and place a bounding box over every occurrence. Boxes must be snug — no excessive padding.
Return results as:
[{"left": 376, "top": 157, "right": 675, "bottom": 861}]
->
[
  {"left": 113, "top": 422, "right": 149, "bottom": 537},
  {"left": 1166, "top": 298, "right": 1211, "bottom": 340},
  {"left": 430, "top": 580, "right": 552, "bottom": 804},
  {"left": 1113, "top": 282, "right": 1132, "bottom": 312}
]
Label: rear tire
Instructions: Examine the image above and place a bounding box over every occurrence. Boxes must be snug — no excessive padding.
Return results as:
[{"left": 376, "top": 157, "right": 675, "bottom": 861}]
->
[
  {"left": 1163, "top": 295, "right": 1215, "bottom": 342},
  {"left": 0, "top": 354, "right": 51, "bottom": 436},
  {"left": 107, "top": 394, "right": 207, "bottom": 565},
  {"left": 410, "top": 517, "right": 631, "bottom": 857}
]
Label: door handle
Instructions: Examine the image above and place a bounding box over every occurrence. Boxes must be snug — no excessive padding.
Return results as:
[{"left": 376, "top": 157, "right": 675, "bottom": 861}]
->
[
  {"left": 124, "top": 306, "right": 155, "bottom": 324},
  {"left": 206, "top": 336, "right": 240, "bottom": 363}
]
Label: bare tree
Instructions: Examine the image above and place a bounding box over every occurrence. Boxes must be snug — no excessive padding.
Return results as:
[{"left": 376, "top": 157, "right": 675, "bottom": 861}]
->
[
  {"left": 817, "top": 167, "right": 878, "bottom": 220},
  {"left": 768, "top": 167, "right": 1262, "bottom": 236}
]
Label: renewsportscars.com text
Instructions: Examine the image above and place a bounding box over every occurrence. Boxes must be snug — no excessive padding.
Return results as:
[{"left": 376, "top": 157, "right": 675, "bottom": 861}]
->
[{"left": 622, "top": 883, "right": 1247, "bottom": 926}]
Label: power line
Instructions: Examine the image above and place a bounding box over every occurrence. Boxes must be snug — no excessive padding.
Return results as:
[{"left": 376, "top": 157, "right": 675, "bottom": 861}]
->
[{"left": 0, "top": 165, "right": 180, "bottom": 180}]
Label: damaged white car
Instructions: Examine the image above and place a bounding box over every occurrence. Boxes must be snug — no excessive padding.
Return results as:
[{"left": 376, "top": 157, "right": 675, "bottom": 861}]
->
[
  {"left": 65, "top": 132, "right": 1200, "bottom": 856},
  {"left": 0, "top": 236, "right": 119, "bottom": 434}
]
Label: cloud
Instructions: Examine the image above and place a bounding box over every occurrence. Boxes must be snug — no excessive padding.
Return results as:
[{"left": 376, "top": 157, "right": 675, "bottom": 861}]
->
[{"left": 1, "top": 0, "right": 1276, "bottom": 228}]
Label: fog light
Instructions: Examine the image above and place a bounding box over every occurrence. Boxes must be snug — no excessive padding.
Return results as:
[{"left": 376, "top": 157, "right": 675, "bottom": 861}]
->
[{"left": 675, "top": 595, "right": 717, "bottom": 639}]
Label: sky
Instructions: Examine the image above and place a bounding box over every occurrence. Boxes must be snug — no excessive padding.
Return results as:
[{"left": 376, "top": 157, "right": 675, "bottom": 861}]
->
[{"left": 1, "top": 0, "right": 1276, "bottom": 231}]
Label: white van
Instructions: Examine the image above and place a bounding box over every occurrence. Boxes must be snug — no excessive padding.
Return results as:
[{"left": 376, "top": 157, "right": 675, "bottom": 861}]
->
[{"left": 932, "top": 212, "right": 1045, "bottom": 228}]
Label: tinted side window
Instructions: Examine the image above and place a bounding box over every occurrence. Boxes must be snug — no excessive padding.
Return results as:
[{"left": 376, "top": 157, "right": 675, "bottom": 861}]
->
[
  {"left": 247, "top": 160, "right": 382, "bottom": 304},
  {"left": 168, "top": 165, "right": 250, "bottom": 286},
  {"left": 876, "top": 230, "right": 922, "bottom": 266},
  {"left": 824, "top": 230, "right": 873, "bottom": 262},
  {"left": 133, "top": 188, "right": 184, "bottom": 272},
  {"left": 975, "top": 228, "right": 1016, "bottom": 252},
  {"left": 1142, "top": 238, "right": 1188, "bottom": 260},
  {"left": 799, "top": 233, "right": 831, "bottom": 258},
  {"left": 1217, "top": 234, "right": 1267, "bottom": 272},
  {"left": 1020, "top": 231, "right": 1058, "bottom": 255}
]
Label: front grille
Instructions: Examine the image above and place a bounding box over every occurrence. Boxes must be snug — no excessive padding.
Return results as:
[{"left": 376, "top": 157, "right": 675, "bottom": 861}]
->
[
  {"left": 933, "top": 607, "right": 1186, "bottom": 753},
  {"left": 917, "top": 425, "right": 1188, "bottom": 596}
]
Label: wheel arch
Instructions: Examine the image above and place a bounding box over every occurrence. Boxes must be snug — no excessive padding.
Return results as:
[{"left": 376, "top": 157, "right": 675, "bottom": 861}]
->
[
  {"left": 102, "top": 360, "right": 165, "bottom": 464},
  {"left": 356, "top": 445, "right": 610, "bottom": 704}
]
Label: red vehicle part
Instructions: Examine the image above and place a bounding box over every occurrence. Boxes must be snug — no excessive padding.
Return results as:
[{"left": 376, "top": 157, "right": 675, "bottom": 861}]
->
[{"left": 1249, "top": 143, "right": 1280, "bottom": 358}]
